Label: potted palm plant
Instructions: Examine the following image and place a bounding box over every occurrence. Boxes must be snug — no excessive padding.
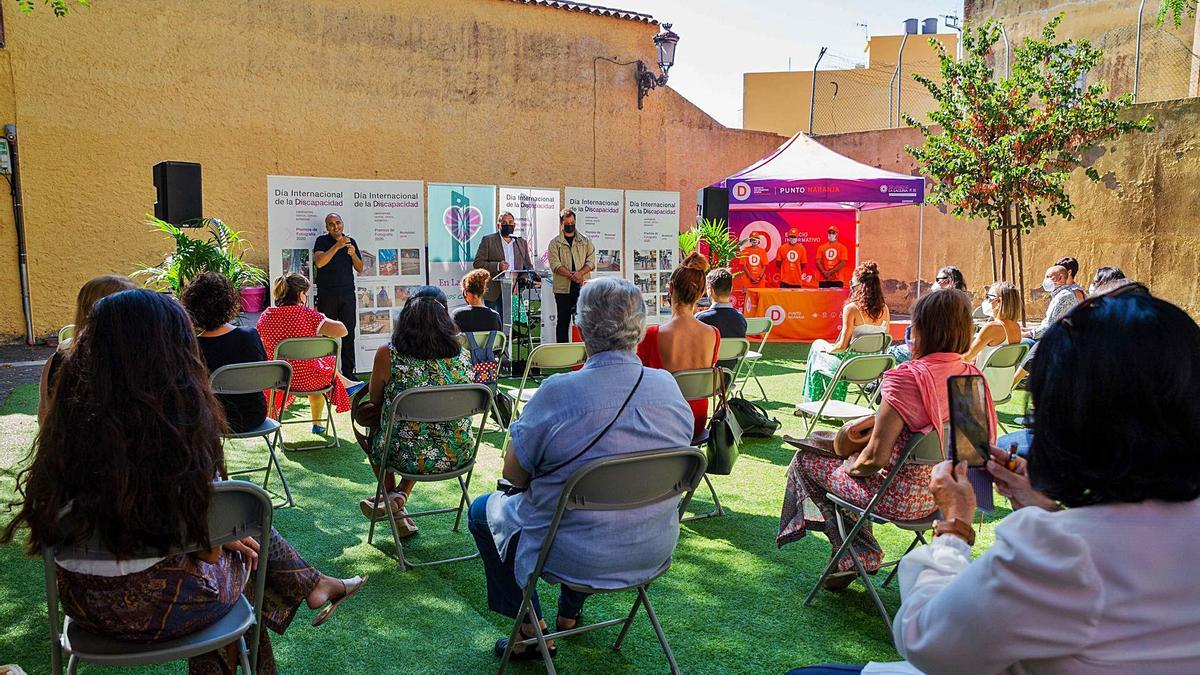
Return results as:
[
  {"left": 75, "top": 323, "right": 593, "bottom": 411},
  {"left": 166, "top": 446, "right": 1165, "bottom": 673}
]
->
[
  {"left": 134, "top": 217, "right": 269, "bottom": 311},
  {"left": 679, "top": 218, "right": 742, "bottom": 269}
]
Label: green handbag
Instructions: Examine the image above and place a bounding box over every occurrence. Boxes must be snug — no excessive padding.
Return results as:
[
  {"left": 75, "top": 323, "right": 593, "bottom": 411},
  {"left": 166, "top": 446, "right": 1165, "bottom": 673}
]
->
[{"left": 705, "top": 368, "right": 743, "bottom": 475}]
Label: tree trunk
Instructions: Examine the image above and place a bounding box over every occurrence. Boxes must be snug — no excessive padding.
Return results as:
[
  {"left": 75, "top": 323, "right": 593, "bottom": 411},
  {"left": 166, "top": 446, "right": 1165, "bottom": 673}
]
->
[
  {"left": 1016, "top": 223, "right": 1027, "bottom": 325},
  {"left": 989, "top": 228, "right": 998, "bottom": 282}
]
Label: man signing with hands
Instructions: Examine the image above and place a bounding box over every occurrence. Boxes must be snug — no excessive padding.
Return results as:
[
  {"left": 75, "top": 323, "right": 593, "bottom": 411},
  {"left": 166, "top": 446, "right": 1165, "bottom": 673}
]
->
[{"left": 313, "top": 213, "right": 364, "bottom": 377}]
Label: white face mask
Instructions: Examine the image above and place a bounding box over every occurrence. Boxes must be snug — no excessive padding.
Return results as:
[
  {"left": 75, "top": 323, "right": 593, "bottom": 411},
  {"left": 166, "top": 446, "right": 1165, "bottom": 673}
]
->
[
  {"left": 982, "top": 300, "right": 995, "bottom": 318},
  {"left": 1088, "top": 284, "right": 1097, "bottom": 295},
  {"left": 1042, "top": 278, "right": 1057, "bottom": 293}
]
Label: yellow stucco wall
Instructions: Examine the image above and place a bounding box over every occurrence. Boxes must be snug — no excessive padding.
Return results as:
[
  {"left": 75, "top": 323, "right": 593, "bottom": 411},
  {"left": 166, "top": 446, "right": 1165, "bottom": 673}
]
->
[
  {"left": 0, "top": 0, "right": 784, "bottom": 339},
  {"left": 819, "top": 98, "right": 1200, "bottom": 320},
  {"left": 743, "top": 33, "right": 956, "bottom": 137}
]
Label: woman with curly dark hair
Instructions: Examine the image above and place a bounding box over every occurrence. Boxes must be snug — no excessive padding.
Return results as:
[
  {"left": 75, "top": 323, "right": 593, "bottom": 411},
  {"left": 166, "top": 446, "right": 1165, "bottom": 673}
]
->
[
  {"left": 181, "top": 272, "right": 269, "bottom": 433},
  {"left": 801, "top": 261, "right": 890, "bottom": 403},
  {"left": 3, "top": 289, "right": 365, "bottom": 673}
]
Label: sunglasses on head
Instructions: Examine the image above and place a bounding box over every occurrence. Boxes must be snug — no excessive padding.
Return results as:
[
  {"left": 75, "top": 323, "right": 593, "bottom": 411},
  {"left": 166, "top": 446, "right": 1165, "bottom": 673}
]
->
[{"left": 936, "top": 276, "right": 951, "bottom": 282}]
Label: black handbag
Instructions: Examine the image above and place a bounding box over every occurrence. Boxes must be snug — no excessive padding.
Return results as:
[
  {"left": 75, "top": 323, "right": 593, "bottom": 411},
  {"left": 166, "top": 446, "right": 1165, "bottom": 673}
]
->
[{"left": 706, "top": 368, "right": 743, "bottom": 475}]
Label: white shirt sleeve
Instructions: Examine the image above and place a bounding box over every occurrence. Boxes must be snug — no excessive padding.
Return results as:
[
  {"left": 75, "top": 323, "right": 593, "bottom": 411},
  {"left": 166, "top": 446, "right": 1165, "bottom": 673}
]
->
[{"left": 892, "top": 508, "right": 1103, "bottom": 675}]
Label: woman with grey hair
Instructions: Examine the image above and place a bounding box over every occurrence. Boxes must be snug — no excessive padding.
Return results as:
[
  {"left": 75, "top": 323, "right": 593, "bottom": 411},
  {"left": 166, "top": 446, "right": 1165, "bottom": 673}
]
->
[{"left": 467, "top": 277, "right": 695, "bottom": 662}]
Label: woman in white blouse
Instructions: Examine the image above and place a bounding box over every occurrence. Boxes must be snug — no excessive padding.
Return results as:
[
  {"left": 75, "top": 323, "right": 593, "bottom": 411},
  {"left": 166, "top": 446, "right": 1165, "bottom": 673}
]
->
[{"left": 791, "top": 285, "right": 1200, "bottom": 675}]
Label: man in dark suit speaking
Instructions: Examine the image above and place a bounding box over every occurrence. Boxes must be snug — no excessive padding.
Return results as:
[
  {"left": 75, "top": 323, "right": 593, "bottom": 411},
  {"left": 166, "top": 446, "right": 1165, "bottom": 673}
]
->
[{"left": 472, "top": 211, "right": 539, "bottom": 322}]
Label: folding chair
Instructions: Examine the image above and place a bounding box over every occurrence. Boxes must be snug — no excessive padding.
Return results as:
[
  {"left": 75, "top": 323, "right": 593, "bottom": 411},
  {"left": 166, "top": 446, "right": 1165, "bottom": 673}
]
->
[
  {"left": 459, "top": 331, "right": 510, "bottom": 430},
  {"left": 367, "top": 383, "right": 492, "bottom": 571},
  {"left": 803, "top": 429, "right": 943, "bottom": 626},
  {"left": 57, "top": 324, "right": 75, "bottom": 350},
  {"left": 845, "top": 331, "right": 892, "bottom": 355},
  {"left": 673, "top": 367, "right": 734, "bottom": 521},
  {"left": 497, "top": 447, "right": 707, "bottom": 675},
  {"left": 795, "top": 354, "right": 895, "bottom": 433},
  {"left": 499, "top": 342, "right": 587, "bottom": 453},
  {"left": 733, "top": 317, "right": 773, "bottom": 400},
  {"left": 272, "top": 337, "right": 341, "bottom": 450},
  {"left": 211, "top": 361, "right": 295, "bottom": 508},
  {"left": 43, "top": 481, "right": 273, "bottom": 675},
  {"left": 715, "top": 336, "right": 750, "bottom": 375},
  {"left": 980, "top": 343, "right": 1029, "bottom": 432}
]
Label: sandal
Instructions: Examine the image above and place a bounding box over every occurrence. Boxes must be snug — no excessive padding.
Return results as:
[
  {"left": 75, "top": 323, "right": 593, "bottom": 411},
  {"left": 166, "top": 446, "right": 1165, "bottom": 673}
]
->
[
  {"left": 494, "top": 635, "right": 557, "bottom": 661},
  {"left": 311, "top": 575, "right": 368, "bottom": 627},
  {"left": 822, "top": 570, "right": 857, "bottom": 591}
]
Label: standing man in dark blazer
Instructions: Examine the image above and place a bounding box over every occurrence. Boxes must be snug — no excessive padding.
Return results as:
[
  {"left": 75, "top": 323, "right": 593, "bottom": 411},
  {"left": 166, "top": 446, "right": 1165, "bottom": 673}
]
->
[{"left": 473, "top": 211, "right": 538, "bottom": 322}]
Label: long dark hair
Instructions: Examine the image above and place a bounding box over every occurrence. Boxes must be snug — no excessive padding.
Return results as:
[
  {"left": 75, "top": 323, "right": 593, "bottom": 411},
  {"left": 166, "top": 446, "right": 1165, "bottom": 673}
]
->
[
  {"left": 2, "top": 290, "right": 226, "bottom": 556},
  {"left": 391, "top": 295, "right": 461, "bottom": 360},
  {"left": 850, "top": 261, "right": 886, "bottom": 320}
]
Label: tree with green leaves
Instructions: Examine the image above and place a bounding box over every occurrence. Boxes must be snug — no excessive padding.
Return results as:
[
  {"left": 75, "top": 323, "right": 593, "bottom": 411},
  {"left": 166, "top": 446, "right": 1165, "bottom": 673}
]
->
[
  {"left": 904, "top": 16, "right": 1152, "bottom": 318},
  {"left": 1158, "top": 0, "right": 1196, "bottom": 27},
  {"left": 17, "top": 0, "right": 89, "bottom": 16}
]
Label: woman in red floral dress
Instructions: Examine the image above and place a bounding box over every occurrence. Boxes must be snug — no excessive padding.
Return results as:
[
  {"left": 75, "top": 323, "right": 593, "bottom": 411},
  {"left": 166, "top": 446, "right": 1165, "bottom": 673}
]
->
[
  {"left": 258, "top": 273, "right": 362, "bottom": 434},
  {"left": 778, "top": 289, "right": 996, "bottom": 589}
]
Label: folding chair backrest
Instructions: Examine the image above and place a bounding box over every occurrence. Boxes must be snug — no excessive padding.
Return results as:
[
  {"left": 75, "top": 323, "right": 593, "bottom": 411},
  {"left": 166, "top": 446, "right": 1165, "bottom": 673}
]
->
[
  {"left": 527, "top": 342, "right": 587, "bottom": 371},
  {"left": 274, "top": 336, "right": 339, "bottom": 361},
  {"left": 387, "top": 383, "right": 493, "bottom": 424},
  {"left": 832, "top": 353, "right": 895, "bottom": 385},
  {"left": 982, "top": 342, "right": 1028, "bottom": 370},
  {"left": 847, "top": 332, "right": 891, "bottom": 354},
  {"left": 458, "top": 331, "right": 508, "bottom": 355},
  {"left": 981, "top": 343, "right": 1029, "bottom": 403},
  {"left": 559, "top": 448, "right": 708, "bottom": 513},
  {"left": 58, "top": 324, "right": 75, "bottom": 344},
  {"left": 210, "top": 361, "right": 292, "bottom": 396},
  {"left": 904, "top": 428, "right": 946, "bottom": 466},
  {"left": 744, "top": 317, "right": 773, "bottom": 337},
  {"left": 672, "top": 368, "right": 727, "bottom": 403},
  {"left": 717, "top": 337, "right": 750, "bottom": 362}
]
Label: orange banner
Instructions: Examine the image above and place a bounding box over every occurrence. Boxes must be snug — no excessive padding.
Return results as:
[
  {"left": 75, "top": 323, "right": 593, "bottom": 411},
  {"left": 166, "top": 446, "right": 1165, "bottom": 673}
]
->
[{"left": 744, "top": 288, "right": 848, "bottom": 342}]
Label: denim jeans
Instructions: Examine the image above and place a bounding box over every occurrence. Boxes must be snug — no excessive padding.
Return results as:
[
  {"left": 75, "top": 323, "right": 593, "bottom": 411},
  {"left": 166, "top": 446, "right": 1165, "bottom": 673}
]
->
[
  {"left": 467, "top": 494, "right": 589, "bottom": 622},
  {"left": 485, "top": 297, "right": 504, "bottom": 324}
]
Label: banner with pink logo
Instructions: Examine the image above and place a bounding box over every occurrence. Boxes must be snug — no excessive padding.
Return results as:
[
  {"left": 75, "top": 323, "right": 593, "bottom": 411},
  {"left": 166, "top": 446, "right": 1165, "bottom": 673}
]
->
[
  {"left": 427, "top": 182, "right": 497, "bottom": 309},
  {"left": 267, "top": 175, "right": 425, "bottom": 370}
]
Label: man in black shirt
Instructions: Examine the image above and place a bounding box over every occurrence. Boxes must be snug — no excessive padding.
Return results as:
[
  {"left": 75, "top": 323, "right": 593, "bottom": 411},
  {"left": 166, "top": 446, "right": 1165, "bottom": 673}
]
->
[{"left": 313, "top": 213, "right": 364, "bottom": 376}]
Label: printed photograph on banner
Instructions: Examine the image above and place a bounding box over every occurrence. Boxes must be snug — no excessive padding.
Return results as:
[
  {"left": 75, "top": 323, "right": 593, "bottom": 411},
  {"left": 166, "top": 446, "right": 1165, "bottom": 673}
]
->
[
  {"left": 659, "top": 290, "right": 670, "bottom": 313},
  {"left": 393, "top": 286, "right": 414, "bottom": 306},
  {"left": 375, "top": 286, "right": 393, "bottom": 308},
  {"left": 281, "top": 249, "right": 311, "bottom": 278},
  {"left": 658, "top": 272, "right": 672, "bottom": 315},
  {"left": 660, "top": 249, "right": 674, "bottom": 271},
  {"left": 356, "top": 287, "right": 373, "bottom": 308},
  {"left": 596, "top": 250, "right": 621, "bottom": 272},
  {"left": 400, "top": 249, "right": 421, "bottom": 276},
  {"left": 633, "top": 273, "right": 655, "bottom": 296},
  {"left": 391, "top": 309, "right": 403, "bottom": 325},
  {"left": 634, "top": 249, "right": 658, "bottom": 271},
  {"left": 378, "top": 249, "right": 399, "bottom": 276},
  {"left": 360, "top": 310, "right": 390, "bottom": 335},
  {"left": 360, "top": 250, "right": 378, "bottom": 276}
]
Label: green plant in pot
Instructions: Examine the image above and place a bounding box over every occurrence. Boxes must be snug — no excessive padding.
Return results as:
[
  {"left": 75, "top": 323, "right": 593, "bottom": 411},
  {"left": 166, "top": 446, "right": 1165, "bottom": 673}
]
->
[
  {"left": 679, "top": 218, "right": 743, "bottom": 270},
  {"left": 134, "top": 216, "right": 269, "bottom": 311}
]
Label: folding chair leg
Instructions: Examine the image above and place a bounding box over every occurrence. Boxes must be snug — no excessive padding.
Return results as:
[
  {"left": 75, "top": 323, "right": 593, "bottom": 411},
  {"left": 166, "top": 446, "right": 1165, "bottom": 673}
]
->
[
  {"left": 452, "top": 471, "right": 473, "bottom": 532},
  {"left": 66, "top": 655, "right": 78, "bottom": 675},
  {"left": 639, "top": 587, "right": 682, "bottom": 675},
  {"left": 612, "top": 590, "right": 644, "bottom": 651},
  {"left": 266, "top": 430, "right": 294, "bottom": 509},
  {"left": 750, "top": 373, "right": 767, "bottom": 402},
  {"left": 882, "top": 532, "right": 926, "bottom": 589},
  {"left": 324, "top": 393, "right": 339, "bottom": 448},
  {"left": 681, "top": 474, "right": 724, "bottom": 522},
  {"left": 237, "top": 635, "right": 252, "bottom": 674},
  {"left": 525, "top": 604, "right": 558, "bottom": 675},
  {"left": 803, "top": 503, "right": 870, "bottom": 606}
]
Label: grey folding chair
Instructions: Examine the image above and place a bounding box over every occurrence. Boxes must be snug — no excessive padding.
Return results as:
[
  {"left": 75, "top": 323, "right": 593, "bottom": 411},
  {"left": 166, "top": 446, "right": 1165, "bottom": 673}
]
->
[
  {"left": 733, "top": 317, "right": 773, "bottom": 400},
  {"left": 795, "top": 353, "right": 896, "bottom": 433},
  {"left": 272, "top": 336, "right": 341, "bottom": 450},
  {"left": 459, "top": 330, "right": 510, "bottom": 430},
  {"left": 845, "top": 331, "right": 892, "bottom": 355},
  {"left": 498, "top": 447, "right": 707, "bottom": 675},
  {"left": 57, "top": 324, "right": 75, "bottom": 350},
  {"left": 43, "top": 481, "right": 273, "bottom": 675},
  {"left": 211, "top": 361, "right": 295, "bottom": 508},
  {"left": 673, "top": 367, "right": 734, "bottom": 522},
  {"left": 803, "top": 429, "right": 944, "bottom": 627},
  {"left": 980, "top": 343, "right": 1030, "bottom": 431},
  {"left": 715, "top": 336, "right": 751, "bottom": 375},
  {"left": 367, "top": 383, "right": 492, "bottom": 571},
  {"left": 499, "top": 342, "right": 587, "bottom": 453}
]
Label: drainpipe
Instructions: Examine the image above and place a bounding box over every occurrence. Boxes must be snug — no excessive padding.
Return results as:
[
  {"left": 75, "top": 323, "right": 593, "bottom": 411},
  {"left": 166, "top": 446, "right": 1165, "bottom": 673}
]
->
[
  {"left": 895, "top": 32, "right": 910, "bottom": 126},
  {"left": 809, "top": 46, "right": 827, "bottom": 135},
  {"left": 1134, "top": 0, "right": 1147, "bottom": 101},
  {"left": 999, "top": 24, "right": 1011, "bottom": 79},
  {"left": 6, "top": 124, "right": 33, "bottom": 344}
]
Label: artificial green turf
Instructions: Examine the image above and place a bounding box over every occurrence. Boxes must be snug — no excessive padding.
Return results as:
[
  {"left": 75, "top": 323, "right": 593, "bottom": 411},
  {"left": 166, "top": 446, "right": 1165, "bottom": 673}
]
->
[{"left": 0, "top": 344, "right": 1025, "bottom": 674}]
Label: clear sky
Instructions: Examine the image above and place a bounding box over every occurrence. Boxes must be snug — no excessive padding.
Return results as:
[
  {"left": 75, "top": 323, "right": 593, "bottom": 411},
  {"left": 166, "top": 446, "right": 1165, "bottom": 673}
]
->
[{"left": 617, "top": 0, "right": 964, "bottom": 128}]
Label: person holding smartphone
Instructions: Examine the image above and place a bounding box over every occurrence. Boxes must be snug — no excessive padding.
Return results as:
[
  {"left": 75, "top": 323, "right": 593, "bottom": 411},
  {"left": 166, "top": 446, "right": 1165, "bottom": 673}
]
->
[{"left": 313, "top": 212, "right": 364, "bottom": 377}]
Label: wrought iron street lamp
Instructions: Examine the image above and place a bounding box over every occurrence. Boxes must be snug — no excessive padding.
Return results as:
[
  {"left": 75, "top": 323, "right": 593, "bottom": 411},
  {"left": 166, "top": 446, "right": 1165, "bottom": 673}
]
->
[{"left": 637, "top": 23, "right": 679, "bottom": 110}]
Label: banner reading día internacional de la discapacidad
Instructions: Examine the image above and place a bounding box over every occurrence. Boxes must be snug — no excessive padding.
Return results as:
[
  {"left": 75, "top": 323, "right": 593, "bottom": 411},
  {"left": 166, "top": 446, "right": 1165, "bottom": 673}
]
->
[
  {"left": 267, "top": 175, "right": 424, "bottom": 370},
  {"left": 624, "top": 190, "right": 681, "bottom": 323},
  {"left": 426, "top": 183, "right": 497, "bottom": 310}
]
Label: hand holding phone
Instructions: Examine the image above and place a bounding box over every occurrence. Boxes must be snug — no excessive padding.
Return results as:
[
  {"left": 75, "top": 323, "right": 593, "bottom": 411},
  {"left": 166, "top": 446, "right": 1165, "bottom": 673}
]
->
[{"left": 947, "top": 374, "right": 995, "bottom": 511}]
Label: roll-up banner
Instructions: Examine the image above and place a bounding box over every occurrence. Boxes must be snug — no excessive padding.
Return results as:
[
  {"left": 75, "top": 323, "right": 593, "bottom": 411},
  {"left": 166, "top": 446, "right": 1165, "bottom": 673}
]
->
[
  {"left": 499, "top": 186, "right": 561, "bottom": 341},
  {"left": 624, "top": 190, "right": 681, "bottom": 322},
  {"left": 427, "top": 183, "right": 497, "bottom": 309},
  {"left": 267, "top": 176, "right": 425, "bottom": 370}
]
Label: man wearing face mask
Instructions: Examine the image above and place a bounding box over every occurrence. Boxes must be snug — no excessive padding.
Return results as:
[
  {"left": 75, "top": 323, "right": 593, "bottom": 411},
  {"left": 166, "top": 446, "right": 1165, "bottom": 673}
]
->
[
  {"left": 548, "top": 208, "right": 595, "bottom": 343},
  {"left": 816, "top": 225, "right": 850, "bottom": 288},
  {"left": 313, "top": 212, "right": 364, "bottom": 377},
  {"left": 777, "top": 227, "right": 810, "bottom": 289},
  {"left": 1022, "top": 264, "right": 1082, "bottom": 342},
  {"left": 473, "top": 211, "right": 538, "bottom": 323}
]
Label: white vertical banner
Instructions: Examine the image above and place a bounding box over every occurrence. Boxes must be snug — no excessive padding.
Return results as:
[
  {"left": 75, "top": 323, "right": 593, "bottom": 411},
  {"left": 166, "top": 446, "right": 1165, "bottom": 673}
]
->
[
  {"left": 427, "top": 183, "right": 497, "bottom": 309},
  {"left": 565, "top": 187, "right": 624, "bottom": 280},
  {"left": 499, "top": 186, "right": 561, "bottom": 341},
  {"left": 267, "top": 176, "right": 424, "bottom": 371},
  {"left": 625, "top": 190, "right": 681, "bottom": 323}
]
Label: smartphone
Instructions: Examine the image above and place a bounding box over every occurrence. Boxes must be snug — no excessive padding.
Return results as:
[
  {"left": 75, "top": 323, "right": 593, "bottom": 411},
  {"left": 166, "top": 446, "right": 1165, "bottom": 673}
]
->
[{"left": 948, "top": 374, "right": 990, "bottom": 467}]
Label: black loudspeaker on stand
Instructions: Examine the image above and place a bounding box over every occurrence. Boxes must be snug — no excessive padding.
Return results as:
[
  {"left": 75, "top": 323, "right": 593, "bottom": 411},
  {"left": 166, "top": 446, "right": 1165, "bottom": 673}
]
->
[
  {"left": 153, "top": 161, "right": 203, "bottom": 226},
  {"left": 697, "top": 186, "right": 729, "bottom": 223}
]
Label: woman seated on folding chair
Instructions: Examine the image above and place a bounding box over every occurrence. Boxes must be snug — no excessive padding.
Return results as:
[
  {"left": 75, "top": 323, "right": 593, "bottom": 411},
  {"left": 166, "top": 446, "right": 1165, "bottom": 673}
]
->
[
  {"left": 636, "top": 253, "right": 720, "bottom": 440},
  {"left": 360, "top": 286, "right": 474, "bottom": 535},
  {"left": 257, "top": 273, "right": 362, "bottom": 435},
  {"left": 779, "top": 289, "right": 994, "bottom": 590},
  {"left": 467, "top": 277, "right": 694, "bottom": 662},
  {"left": 182, "top": 272, "right": 269, "bottom": 433},
  {"left": 3, "top": 290, "right": 365, "bottom": 674},
  {"left": 802, "top": 261, "right": 890, "bottom": 403},
  {"left": 960, "top": 281, "right": 1022, "bottom": 367}
]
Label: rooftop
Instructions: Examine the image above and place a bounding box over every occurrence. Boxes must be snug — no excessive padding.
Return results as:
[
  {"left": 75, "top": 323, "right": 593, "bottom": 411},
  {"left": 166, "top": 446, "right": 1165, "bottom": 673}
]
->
[{"left": 505, "top": 0, "right": 658, "bottom": 24}]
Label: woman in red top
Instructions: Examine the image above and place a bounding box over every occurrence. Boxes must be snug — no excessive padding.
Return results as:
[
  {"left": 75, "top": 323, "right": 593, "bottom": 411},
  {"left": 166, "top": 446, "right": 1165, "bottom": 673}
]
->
[
  {"left": 637, "top": 253, "right": 721, "bottom": 439},
  {"left": 258, "top": 273, "right": 361, "bottom": 434}
]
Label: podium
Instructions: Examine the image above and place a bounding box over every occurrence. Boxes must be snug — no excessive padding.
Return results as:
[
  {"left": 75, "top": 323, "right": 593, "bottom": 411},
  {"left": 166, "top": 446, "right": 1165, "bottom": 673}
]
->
[{"left": 493, "top": 269, "right": 544, "bottom": 377}]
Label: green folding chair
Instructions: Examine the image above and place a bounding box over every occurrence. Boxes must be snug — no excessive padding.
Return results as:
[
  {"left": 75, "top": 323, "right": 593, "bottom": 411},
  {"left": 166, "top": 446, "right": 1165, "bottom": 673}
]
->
[
  {"left": 497, "top": 447, "right": 707, "bottom": 675},
  {"left": 804, "top": 428, "right": 944, "bottom": 626},
  {"left": 672, "top": 367, "right": 734, "bottom": 521},
  {"left": 845, "top": 331, "right": 892, "bottom": 355},
  {"left": 459, "top": 330, "right": 510, "bottom": 430},
  {"left": 981, "top": 342, "right": 1029, "bottom": 408},
  {"left": 43, "top": 481, "right": 273, "bottom": 675},
  {"left": 795, "top": 353, "right": 895, "bottom": 433},
  {"left": 733, "top": 317, "right": 773, "bottom": 400},
  {"left": 367, "top": 383, "right": 492, "bottom": 571},
  {"left": 211, "top": 361, "right": 295, "bottom": 509},
  {"left": 715, "top": 336, "right": 750, "bottom": 375},
  {"left": 272, "top": 336, "right": 341, "bottom": 450},
  {"left": 57, "top": 324, "right": 75, "bottom": 350},
  {"left": 499, "top": 342, "right": 587, "bottom": 453}
]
